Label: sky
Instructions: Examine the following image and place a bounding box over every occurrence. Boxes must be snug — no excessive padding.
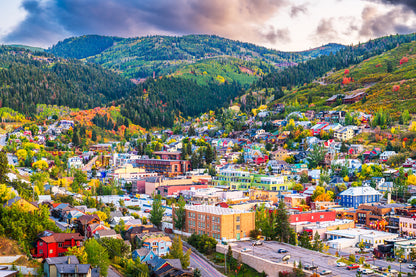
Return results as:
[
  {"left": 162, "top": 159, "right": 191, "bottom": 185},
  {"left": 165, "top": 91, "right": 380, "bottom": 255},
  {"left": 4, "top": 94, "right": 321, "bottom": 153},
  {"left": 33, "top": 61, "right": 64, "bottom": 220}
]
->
[{"left": 1, "top": 0, "right": 416, "bottom": 51}]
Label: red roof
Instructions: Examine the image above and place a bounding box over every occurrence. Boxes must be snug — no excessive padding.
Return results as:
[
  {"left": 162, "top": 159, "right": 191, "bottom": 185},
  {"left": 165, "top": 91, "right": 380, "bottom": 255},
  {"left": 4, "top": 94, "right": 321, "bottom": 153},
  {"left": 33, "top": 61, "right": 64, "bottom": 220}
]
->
[{"left": 40, "top": 232, "right": 83, "bottom": 243}]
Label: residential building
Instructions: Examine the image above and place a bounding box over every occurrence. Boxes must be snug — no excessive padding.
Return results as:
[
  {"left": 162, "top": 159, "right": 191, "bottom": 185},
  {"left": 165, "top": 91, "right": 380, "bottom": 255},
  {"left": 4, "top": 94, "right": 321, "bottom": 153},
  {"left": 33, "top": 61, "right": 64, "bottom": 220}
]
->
[
  {"left": 156, "top": 184, "right": 209, "bottom": 197},
  {"left": 214, "top": 169, "right": 288, "bottom": 191},
  {"left": 334, "top": 126, "right": 355, "bottom": 141},
  {"left": 394, "top": 239, "right": 416, "bottom": 260},
  {"left": 67, "top": 157, "right": 83, "bottom": 170},
  {"left": 339, "top": 186, "right": 382, "bottom": 208},
  {"left": 112, "top": 164, "right": 157, "bottom": 180},
  {"left": 135, "top": 159, "right": 191, "bottom": 177},
  {"left": 289, "top": 210, "right": 336, "bottom": 224},
  {"left": 142, "top": 235, "right": 172, "bottom": 257},
  {"left": 177, "top": 205, "right": 255, "bottom": 241},
  {"left": 380, "top": 151, "right": 397, "bottom": 162},
  {"left": 32, "top": 231, "right": 84, "bottom": 259}
]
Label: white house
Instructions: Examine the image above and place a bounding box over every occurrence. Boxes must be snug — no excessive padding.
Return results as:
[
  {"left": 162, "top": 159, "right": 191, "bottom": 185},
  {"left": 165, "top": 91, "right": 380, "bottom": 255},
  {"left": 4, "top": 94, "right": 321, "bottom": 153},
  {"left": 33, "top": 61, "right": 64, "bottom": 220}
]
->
[
  {"left": 380, "top": 151, "right": 397, "bottom": 162},
  {"left": 67, "top": 156, "right": 83, "bottom": 170}
]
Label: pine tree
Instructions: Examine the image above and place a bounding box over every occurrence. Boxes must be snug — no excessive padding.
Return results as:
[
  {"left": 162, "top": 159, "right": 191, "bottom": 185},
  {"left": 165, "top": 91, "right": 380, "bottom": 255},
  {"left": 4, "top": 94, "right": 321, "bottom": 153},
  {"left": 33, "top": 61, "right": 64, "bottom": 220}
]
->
[
  {"left": 91, "top": 129, "right": 97, "bottom": 142},
  {"left": 205, "top": 144, "right": 214, "bottom": 164},
  {"left": 0, "top": 150, "right": 9, "bottom": 184},
  {"left": 275, "top": 200, "right": 292, "bottom": 243}
]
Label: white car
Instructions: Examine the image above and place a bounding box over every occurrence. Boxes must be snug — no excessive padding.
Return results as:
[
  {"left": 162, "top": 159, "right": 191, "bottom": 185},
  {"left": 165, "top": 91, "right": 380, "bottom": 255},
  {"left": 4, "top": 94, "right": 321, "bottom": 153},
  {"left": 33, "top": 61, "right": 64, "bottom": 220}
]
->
[
  {"left": 362, "top": 269, "right": 374, "bottom": 274},
  {"left": 241, "top": 248, "right": 250, "bottom": 252},
  {"left": 319, "top": 270, "right": 332, "bottom": 275},
  {"left": 409, "top": 264, "right": 416, "bottom": 269},
  {"left": 337, "top": 262, "right": 346, "bottom": 267}
]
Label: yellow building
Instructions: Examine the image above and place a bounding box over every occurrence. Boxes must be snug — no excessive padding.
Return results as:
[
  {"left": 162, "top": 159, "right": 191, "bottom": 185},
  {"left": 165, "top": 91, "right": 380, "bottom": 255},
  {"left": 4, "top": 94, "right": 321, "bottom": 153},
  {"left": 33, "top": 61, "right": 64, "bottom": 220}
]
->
[{"left": 179, "top": 205, "right": 255, "bottom": 241}]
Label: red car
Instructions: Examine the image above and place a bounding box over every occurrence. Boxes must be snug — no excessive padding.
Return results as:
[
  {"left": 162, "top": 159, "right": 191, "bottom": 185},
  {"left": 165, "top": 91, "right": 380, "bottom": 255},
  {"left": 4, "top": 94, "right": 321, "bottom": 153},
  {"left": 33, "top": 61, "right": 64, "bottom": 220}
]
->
[{"left": 347, "top": 264, "right": 360, "bottom": 270}]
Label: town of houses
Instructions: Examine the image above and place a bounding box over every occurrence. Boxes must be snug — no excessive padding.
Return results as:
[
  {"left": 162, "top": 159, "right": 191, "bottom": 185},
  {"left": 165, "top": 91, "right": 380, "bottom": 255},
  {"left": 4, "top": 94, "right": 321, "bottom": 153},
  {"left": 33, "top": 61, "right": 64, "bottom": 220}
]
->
[{"left": 3, "top": 105, "right": 416, "bottom": 277}]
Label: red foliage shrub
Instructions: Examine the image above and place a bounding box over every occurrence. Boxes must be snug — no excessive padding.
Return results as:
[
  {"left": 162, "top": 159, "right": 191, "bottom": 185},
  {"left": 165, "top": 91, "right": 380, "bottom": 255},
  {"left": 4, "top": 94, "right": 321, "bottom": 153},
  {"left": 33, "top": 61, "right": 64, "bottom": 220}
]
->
[
  {"left": 400, "top": 57, "right": 409, "bottom": 65},
  {"left": 392, "top": 85, "right": 400, "bottom": 92},
  {"left": 344, "top": 69, "right": 350, "bottom": 75}
]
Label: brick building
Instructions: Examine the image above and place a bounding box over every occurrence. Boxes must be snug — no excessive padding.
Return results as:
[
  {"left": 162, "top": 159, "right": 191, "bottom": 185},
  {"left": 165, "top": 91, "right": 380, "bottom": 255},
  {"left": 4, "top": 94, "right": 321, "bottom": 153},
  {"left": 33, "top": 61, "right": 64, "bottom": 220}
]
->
[
  {"left": 156, "top": 183, "right": 209, "bottom": 197},
  {"left": 289, "top": 210, "right": 336, "bottom": 224},
  {"left": 135, "top": 159, "right": 191, "bottom": 177},
  {"left": 176, "top": 205, "right": 255, "bottom": 241}
]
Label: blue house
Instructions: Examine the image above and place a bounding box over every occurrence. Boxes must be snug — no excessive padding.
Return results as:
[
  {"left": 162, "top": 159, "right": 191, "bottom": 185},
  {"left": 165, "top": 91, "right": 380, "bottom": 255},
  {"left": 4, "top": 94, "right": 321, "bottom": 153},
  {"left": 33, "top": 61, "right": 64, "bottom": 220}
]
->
[
  {"left": 132, "top": 248, "right": 157, "bottom": 262},
  {"left": 339, "top": 186, "right": 382, "bottom": 208}
]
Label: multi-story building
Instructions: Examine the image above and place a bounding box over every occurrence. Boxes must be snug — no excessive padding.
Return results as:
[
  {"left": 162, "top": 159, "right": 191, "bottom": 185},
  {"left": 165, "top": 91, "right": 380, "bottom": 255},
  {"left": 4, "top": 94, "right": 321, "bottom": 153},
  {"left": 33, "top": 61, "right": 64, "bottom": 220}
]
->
[
  {"left": 135, "top": 159, "right": 191, "bottom": 177},
  {"left": 214, "top": 169, "right": 288, "bottom": 191},
  {"left": 32, "top": 231, "right": 84, "bottom": 259},
  {"left": 177, "top": 205, "right": 255, "bottom": 241},
  {"left": 339, "top": 186, "right": 382, "bottom": 208},
  {"left": 67, "top": 157, "right": 83, "bottom": 170},
  {"left": 142, "top": 235, "right": 172, "bottom": 257}
]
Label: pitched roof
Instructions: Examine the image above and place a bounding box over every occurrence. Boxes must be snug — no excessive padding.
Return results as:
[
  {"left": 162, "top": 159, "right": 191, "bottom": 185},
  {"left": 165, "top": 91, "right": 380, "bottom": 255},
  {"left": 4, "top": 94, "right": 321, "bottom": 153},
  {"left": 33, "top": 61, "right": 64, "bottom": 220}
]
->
[
  {"left": 340, "top": 186, "right": 382, "bottom": 197},
  {"left": 77, "top": 214, "right": 100, "bottom": 224},
  {"left": 44, "top": 255, "right": 79, "bottom": 265},
  {"left": 133, "top": 248, "right": 151, "bottom": 257},
  {"left": 39, "top": 232, "right": 84, "bottom": 243},
  {"left": 166, "top": 259, "right": 182, "bottom": 270},
  {"left": 55, "top": 264, "right": 91, "bottom": 274}
]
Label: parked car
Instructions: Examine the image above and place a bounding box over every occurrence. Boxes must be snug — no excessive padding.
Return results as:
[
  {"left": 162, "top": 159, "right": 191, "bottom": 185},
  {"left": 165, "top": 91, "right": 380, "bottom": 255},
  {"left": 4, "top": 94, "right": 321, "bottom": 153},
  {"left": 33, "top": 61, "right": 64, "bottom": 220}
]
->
[
  {"left": 277, "top": 248, "right": 288, "bottom": 253},
  {"left": 336, "top": 262, "right": 346, "bottom": 267},
  {"left": 408, "top": 264, "right": 416, "bottom": 269},
  {"left": 241, "top": 248, "right": 250, "bottom": 252},
  {"left": 252, "top": 240, "right": 263, "bottom": 246},
  {"left": 319, "top": 270, "right": 332, "bottom": 275},
  {"left": 304, "top": 264, "right": 318, "bottom": 270},
  {"left": 362, "top": 269, "right": 374, "bottom": 274},
  {"left": 347, "top": 264, "right": 360, "bottom": 270}
]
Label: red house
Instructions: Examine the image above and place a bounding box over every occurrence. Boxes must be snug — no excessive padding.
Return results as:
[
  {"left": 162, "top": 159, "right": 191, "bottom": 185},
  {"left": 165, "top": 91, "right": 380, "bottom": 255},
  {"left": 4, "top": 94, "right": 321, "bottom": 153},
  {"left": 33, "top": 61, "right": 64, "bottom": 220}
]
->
[
  {"left": 156, "top": 183, "right": 209, "bottom": 197},
  {"left": 32, "top": 231, "right": 84, "bottom": 259},
  {"left": 289, "top": 210, "right": 336, "bottom": 224}
]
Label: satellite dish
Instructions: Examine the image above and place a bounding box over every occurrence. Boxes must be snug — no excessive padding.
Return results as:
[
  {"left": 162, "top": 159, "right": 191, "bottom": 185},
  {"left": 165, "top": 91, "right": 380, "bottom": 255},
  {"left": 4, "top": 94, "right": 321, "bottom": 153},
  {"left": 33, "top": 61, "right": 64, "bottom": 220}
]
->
[{"left": 282, "top": 254, "right": 291, "bottom": 262}]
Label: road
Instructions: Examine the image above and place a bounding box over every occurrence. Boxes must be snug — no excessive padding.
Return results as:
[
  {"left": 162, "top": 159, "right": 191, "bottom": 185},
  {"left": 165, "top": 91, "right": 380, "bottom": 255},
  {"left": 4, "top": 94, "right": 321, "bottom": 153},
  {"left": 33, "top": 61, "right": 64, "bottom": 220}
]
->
[{"left": 183, "top": 246, "right": 225, "bottom": 277}]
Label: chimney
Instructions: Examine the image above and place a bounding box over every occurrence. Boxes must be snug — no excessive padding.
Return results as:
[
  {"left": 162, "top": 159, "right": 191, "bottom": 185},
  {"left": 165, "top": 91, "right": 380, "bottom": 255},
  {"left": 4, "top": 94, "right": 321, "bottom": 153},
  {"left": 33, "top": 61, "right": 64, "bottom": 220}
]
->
[{"left": 68, "top": 257, "right": 71, "bottom": 264}]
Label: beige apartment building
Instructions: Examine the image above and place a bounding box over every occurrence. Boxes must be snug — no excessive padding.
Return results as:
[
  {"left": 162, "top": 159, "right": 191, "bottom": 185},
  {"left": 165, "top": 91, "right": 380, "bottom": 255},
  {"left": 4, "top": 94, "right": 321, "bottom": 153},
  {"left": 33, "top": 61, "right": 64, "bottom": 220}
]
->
[{"left": 177, "top": 205, "right": 255, "bottom": 241}]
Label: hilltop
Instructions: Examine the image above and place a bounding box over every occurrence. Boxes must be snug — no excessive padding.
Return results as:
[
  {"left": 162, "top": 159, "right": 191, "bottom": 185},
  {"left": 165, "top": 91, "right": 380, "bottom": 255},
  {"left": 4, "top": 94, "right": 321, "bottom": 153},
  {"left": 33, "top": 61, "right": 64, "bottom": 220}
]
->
[{"left": 47, "top": 34, "right": 344, "bottom": 85}]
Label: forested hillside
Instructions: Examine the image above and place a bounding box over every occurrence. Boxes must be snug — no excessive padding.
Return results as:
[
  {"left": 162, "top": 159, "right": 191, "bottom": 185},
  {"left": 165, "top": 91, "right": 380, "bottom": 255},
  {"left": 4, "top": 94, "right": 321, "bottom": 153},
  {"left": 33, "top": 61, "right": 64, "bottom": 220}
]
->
[
  {"left": 0, "top": 46, "right": 242, "bottom": 129},
  {"left": 47, "top": 34, "right": 344, "bottom": 83},
  {"left": 118, "top": 77, "right": 242, "bottom": 127},
  {"left": 274, "top": 39, "right": 416, "bottom": 115},
  {"left": 0, "top": 46, "right": 133, "bottom": 115}
]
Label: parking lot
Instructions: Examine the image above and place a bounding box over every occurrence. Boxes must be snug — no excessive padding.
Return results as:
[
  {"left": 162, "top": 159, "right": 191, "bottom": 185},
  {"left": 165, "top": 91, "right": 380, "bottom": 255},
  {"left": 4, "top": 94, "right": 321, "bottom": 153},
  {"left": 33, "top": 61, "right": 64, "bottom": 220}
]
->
[{"left": 231, "top": 240, "right": 376, "bottom": 277}]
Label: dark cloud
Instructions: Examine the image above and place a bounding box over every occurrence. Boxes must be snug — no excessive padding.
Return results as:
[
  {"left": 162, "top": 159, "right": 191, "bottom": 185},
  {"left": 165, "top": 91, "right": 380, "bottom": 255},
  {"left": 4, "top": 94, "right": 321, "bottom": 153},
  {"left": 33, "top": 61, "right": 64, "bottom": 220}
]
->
[
  {"left": 262, "top": 26, "right": 291, "bottom": 44},
  {"left": 373, "top": 0, "right": 416, "bottom": 14},
  {"left": 5, "top": 0, "right": 298, "bottom": 47},
  {"left": 315, "top": 18, "right": 338, "bottom": 41},
  {"left": 290, "top": 3, "right": 308, "bottom": 18},
  {"left": 359, "top": 5, "right": 416, "bottom": 37}
]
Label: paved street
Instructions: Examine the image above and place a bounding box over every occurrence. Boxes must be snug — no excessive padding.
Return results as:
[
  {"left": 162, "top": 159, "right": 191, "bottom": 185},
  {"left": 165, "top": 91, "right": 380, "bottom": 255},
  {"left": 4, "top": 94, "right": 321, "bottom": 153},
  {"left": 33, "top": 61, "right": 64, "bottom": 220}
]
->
[{"left": 183, "top": 246, "right": 225, "bottom": 277}]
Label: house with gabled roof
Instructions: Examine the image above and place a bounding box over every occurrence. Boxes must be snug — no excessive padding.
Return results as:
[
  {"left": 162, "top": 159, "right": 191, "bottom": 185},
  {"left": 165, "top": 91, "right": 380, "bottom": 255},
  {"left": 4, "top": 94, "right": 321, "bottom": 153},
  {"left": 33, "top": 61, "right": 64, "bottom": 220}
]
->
[{"left": 32, "top": 231, "right": 84, "bottom": 259}]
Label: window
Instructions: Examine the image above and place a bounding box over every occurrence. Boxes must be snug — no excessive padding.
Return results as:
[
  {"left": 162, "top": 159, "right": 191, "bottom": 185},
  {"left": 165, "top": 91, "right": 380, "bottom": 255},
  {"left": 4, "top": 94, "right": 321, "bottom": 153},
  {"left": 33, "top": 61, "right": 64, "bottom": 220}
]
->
[
  {"left": 58, "top": 243, "right": 63, "bottom": 248},
  {"left": 236, "top": 216, "right": 240, "bottom": 222},
  {"left": 320, "top": 215, "right": 324, "bottom": 219},
  {"left": 39, "top": 250, "right": 43, "bottom": 254},
  {"left": 236, "top": 225, "right": 240, "bottom": 231},
  {"left": 49, "top": 249, "right": 53, "bottom": 254},
  {"left": 39, "top": 242, "right": 43, "bottom": 246}
]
